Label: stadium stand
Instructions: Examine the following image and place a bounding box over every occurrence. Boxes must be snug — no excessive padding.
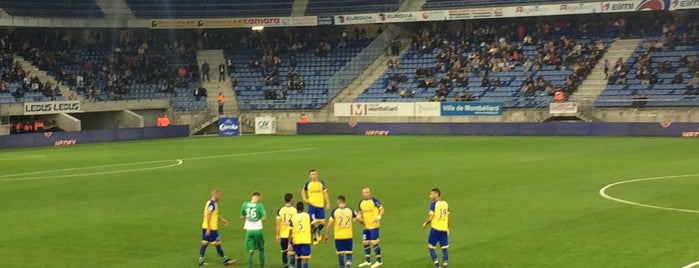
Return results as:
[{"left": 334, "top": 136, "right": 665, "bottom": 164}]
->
[
  {"left": 12, "top": 30, "right": 206, "bottom": 111},
  {"left": 594, "top": 20, "right": 699, "bottom": 108},
  {"left": 124, "top": 0, "right": 292, "bottom": 18},
  {"left": 305, "top": 0, "right": 400, "bottom": 15},
  {"left": 221, "top": 32, "right": 373, "bottom": 110},
  {"left": 422, "top": 0, "right": 576, "bottom": 9},
  {"left": 0, "top": 0, "right": 104, "bottom": 18},
  {"left": 357, "top": 21, "right": 615, "bottom": 107}
]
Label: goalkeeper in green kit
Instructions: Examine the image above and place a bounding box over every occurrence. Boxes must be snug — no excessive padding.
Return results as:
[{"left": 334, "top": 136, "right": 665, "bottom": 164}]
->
[{"left": 241, "top": 192, "right": 267, "bottom": 268}]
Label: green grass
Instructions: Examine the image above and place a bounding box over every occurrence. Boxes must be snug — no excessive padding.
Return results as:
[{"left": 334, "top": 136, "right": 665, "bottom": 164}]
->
[{"left": 1, "top": 136, "right": 699, "bottom": 268}]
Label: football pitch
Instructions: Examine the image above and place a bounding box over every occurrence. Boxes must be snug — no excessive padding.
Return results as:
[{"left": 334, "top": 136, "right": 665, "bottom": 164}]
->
[{"left": 1, "top": 135, "right": 699, "bottom": 268}]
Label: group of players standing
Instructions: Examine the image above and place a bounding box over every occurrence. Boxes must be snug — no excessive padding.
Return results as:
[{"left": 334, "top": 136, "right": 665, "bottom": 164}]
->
[{"left": 198, "top": 169, "right": 451, "bottom": 268}]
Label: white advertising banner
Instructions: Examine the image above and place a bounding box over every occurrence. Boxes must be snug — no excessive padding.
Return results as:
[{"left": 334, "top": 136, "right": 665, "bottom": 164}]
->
[
  {"left": 243, "top": 16, "right": 318, "bottom": 27},
  {"left": 254, "top": 116, "right": 277, "bottom": 135},
  {"left": 504, "top": 3, "right": 601, "bottom": 17},
  {"left": 334, "top": 102, "right": 415, "bottom": 117},
  {"left": 447, "top": 7, "right": 504, "bottom": 20},
  {"left": 549, "top": 102, "right": 579, "bottom": 114},
  {"left": 24, "top": 101, "right": 81, "bottom": 115},
  {"left": 414, "top": 102, "right": 441, "bottom": 117},
  {"left": 602, "top": 0, "right": 667, "bottom": 12},
  {"left": 334, "top": 11, "right": 446, "bottom": 25},
  {"left": 670, "top": 0, "right": 699, "bottom": 10}
]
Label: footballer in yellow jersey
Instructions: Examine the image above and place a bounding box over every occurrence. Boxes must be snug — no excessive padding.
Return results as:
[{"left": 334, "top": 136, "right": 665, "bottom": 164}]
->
[
  {"left": 422, "top": 188, "right": 450, "bottom": 268},
  {"left": 357, "top": 187, "right": 384, "bottom": 268},
  {"left": 325, "top": 195, "right": 358, "bottom": 268},
  {"left": 288, "top": 202, "right": 312, "bottom": 268},
  {"left": 301, "top": 169, "right": 330, "bottom": 244},
  {"left": 276, "top": 193, "right": 298, "bottom": 267},
  {"left": 198, "top": 189, "right": 236, "bottom": 266}
]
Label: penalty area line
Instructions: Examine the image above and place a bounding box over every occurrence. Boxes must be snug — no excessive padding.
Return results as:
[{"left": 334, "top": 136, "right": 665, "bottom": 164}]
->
[
  {"left": 683, "top": 260, "right": 699, "bottom": 268},
  {"left": 179, "top": 147, "right": 319, "bottom": 161},
  {"left": 0, "top": 160, "right": 183, "bottom": 182}
]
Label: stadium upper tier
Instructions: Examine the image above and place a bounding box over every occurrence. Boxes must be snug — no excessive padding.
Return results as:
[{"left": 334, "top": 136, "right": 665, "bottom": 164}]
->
[
  {"left": 15, "top": 36, "right": 207, "bottom": 112},
  {"left": 228, "top": 39, "right": 372, "bottom": 110},
  {"left": 0, "top": 0, "right": 104, "bottom": 18},
  {"left": 305, "top": 0, "right": 400, "bottom": 15},
  {"left": 594, "top": 40, "right": 699, "bottom": 108},
  {"left": 358, "top": 25, "right": 615, "bottom": 108},
  {"left": 124, "top": 0, "right": 292, "bottom": 18},
  {"left": 423, "top": 0, "right": 577, "bottom": 9}
]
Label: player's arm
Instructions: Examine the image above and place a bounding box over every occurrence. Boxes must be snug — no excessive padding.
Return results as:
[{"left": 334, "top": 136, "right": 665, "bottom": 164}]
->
[
  {"left": 218, "top": 215, "right": 230, "bottom": 226},
  {"left": 423, "top": 202, "right": 436, "bottom": 229},
  {"left": 323, "top": 189, "right": 331, "bottom": 210},
  {"left": 275, "top": 213, "right": 282, "bottom": 242},
  {"left": 287, "top": 223, "right": 294, "bottom": 251},
  {"left": 239, "top": 204, "right": 247, "bottom": 220},
  {"left": 422, "top": 211, "right": 435, "bottom": 229},
  {"left": 205, "top": 211, "right": 213, "bottom": 235},
  {"left": 324, "top": 217, "right": 334, "bottom": 243},
  {"left": 301, "top": 188, "right": 309, "bottom": 204},
  {"left": 260, "top": 205, "right": 267, "bottom": 222}
]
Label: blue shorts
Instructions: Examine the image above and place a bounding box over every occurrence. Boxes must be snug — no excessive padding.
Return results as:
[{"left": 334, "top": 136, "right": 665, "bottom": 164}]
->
[
  {"left": 362, "top": 229, "right": 380, "bottom": 242},
  {"left": 202, "top": 229, "right": 220, "bottom": 242},
  {"left": 334, "top": 239, "right": 353, "bottom": 254},
  {"left": 308, "top": 205, "right": 325, "bottom": 222},
  {"left": 428, "top": 229, "right": 449, "bottom": 248},
  {"left": 280, "top": 238, "right": 290, "bottom": 251},
  {"left": 294, "top": 244, "right": 311, "bottom": 259}
]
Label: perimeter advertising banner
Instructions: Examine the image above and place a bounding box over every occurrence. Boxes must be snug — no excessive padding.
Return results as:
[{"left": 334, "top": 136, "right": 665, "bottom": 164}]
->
[
  {"left": 670, "top": 0, "right": 699, "bottom": 10},
  {"left": 549, "top": 102, "right": 579, "bottom": 114},
  {"left": 218, "top": 117, "right": 240, "bottom": 137},
  {"left": 602, "top": 0, "right": 670, "bottom": 12},
  {"left": 254, "top": 116, "right": 277, "bottom": 135},
  {"left": 334, "top": 102, "right": 503, "bottom": 117},
  {"left": 334, "top": 11, "right": 447, "bottom": 25},
  {"left": 24, "top": 100, "right": 81, "bottom": 115},
  {"left": 440, "top": 102, "right": 503, "bottom": 116},
  {"left": 334, "top": 102, "right": 416, "bottom": 116},
  {"left": 150, "top": 16, "right": 317, "bottom": 29}
]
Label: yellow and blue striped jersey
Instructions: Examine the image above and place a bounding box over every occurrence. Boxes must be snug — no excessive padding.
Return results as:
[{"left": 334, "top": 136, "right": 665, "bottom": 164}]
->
[
  {"left": 276, "top": 205, "right": 297, "bottom": 239},
  {"left": 290, "top": 212, "right": 312, "bottom": 245},
  {"left": 303, "top": 180, "right": 327, "bottom": 207},
  {"left": 429, "top": 200, "right": 449, "bottom": 232},
  {"left": 202, "top": 200, "right": 219, "bottom": 230},
  {"left": 358, "top": 197, "right": 382, "bottom": 230},
  {"left": 330, "top": 207, "right": 357, "bottom": 240}
]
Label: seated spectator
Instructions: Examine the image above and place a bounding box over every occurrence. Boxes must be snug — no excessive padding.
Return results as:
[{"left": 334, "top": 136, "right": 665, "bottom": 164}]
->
[
  {"left": 453, "top": 92, "right": 461, "bottom": 102},
  {"left": 408, "top": 89, "right": 417, "bottom": 98},
  {"left": 631, "top": 94, "right": 648, "bottom": 109},
  {"left": 68, "top": 93, "right": 77, "bottom": 101},
  {"left": 481, "top": 76, "right": 491, "bottom": 87},
  {"left": 672, "top": 72, "right": 684, "bottom": 84},
  {"left": 685, "top": 83, "right": 697, "bottom": 95},
  {"left": 399, "top": 89, "right": 406, "bottom": 98}
]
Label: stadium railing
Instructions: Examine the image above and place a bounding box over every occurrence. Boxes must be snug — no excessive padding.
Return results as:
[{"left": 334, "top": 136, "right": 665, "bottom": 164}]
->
[{"left": 327, "top": 25, "right": 403, "bottom": 103}]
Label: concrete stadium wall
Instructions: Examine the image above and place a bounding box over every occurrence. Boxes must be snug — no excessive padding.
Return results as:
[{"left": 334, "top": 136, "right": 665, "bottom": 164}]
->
[
  {"left": 72, "top": 112, "right": 120, "bottom": 130},
  {"left": 114, "top": 110, "right": 145, "bottom": 128},
  {"left": 0, "top": 126, "right": 190, "bottom": 150},
  {"left": 0, "top": 125, "right": 8, "bottom": 136},
  {"left": 298, "top": 122, "right": 699, "bottom": 137},
  {"left": 42, "top": 113, "right": 81, "bottom": 131}
]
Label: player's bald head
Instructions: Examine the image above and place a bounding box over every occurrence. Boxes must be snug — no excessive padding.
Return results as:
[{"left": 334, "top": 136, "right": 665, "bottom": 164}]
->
[
  {"left": 211, "top": 189, "right": 222, "bottom": 200},
  {"left": 361, "top": 187, "right": 371, "bottom": 199}
]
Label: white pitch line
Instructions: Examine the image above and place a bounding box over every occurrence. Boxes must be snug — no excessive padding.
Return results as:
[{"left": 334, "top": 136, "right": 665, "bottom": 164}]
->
[
  {"left": 0, "top": 160, "right": 183, "bottom": 182},
  {"left": 0, "top": 147, "right": 319, "bottom": 182},
  {"left": 683, "top": 261, "right": 699, "bottom": 268},
  {"left": 599, "top": 174, "right": 699, "bottom": 214},
  {"left": 0, "top": 159, "right": 180, "bottom": 178}
]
